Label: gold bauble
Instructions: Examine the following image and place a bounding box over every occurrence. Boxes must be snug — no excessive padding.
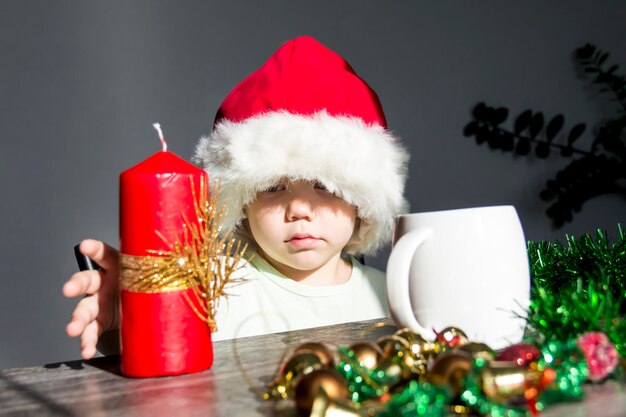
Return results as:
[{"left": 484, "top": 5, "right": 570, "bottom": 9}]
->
[
  {"left": 349, "top": 342, "right": 383, "bottom": 370},
  {"left": 294, "top": 342, "right": 336, "bottom": 367},
  {"left": 310, "top": 388, "right": 362, "bottom": 417},
  {"left": 456, "top": 342, "right": 495, "bottom": 361},
  {"left": 449, "top": 404, "right": 472, "bottom": 415},
  {"left": 273, "top": 352, "right": 325, "bottom": 397},
  {"left": 374, "top": 357, "right": 404, "bottom": 388},
  {"left": 394, "top": 327, "right": 426, "bottom": 343},
  {"left": 294, "top": 369, "right": 350, "bottom": 415},
  {"left": 392, "top": 329, "right": 440, "bottom": 359},
  {"left": 436, "top": 327, "right": 469, "bottom": 348},
  {"left": 480, "top": 360, "right": 543, "bottom": 402},
  {"left": 429, "top": 352, "right": 473, "bottom": 395},
  {"left": 376, "top": 335, "right": 426, "bottom": 377},
  {"left": 377, "top": 335, "right": 409, "bottom": 352}
]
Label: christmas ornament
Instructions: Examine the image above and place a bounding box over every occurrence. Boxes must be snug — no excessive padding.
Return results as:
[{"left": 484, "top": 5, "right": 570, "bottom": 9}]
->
[
  {"left": 496, "top": 343, "right": 541, "bottom": 367},
  {"left": 394, "top": 329, "right": 441, "bottom": 360},
  {"left": 268, "top": 352, "right": 325, "bottom": 399},
  {"left": 295, "top": 368, "right": 350, "bottom": 415},
  {"left": 294, "top": 342, "right": 337, "bottom": 368},
  {"left": 349, "top": 342, "right": 383, "bottom": 370},
  {"left": 310, "top": 388, "right": 363, "bottom": 417},
  {"left": 429, "top": 352, "right": 473, "bottom": 396},
  {"left": 377, "top": 335, "right": 427, "bottom": 378},
  {"left": 576, "top": 331, "right": 619, "bottom": 381},
  {"left": 479, "top": 360, "right": 552, "bottom": 404},
  {"left": 460, "top": 357, "right": 554, "bottom": 417},
  {"left": 377, "top": 334, "right": 410, "bottom": 353},
  {"left": 435, "top": 327, "right": 469, "bottom": 348},
  {"left": 457, "top": 342, "right": 496, "bottom": 362}
]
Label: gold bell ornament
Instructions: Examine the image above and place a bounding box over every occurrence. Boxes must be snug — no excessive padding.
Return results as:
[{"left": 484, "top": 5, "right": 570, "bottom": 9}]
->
[
  {"left": 479, "top": 360, "right": 555, "bottom": 407},
  {"left": 435, "top": 326, "right": 469, "bottom": 348},
  {"left": 429, "top": 351, "right": 473, "bottom": 396},
  {"left": 309, "top": 389, "right": 388, "bottom": 417},
  {"left": 267, "top": 352, "right": 325, "bottom": 399},
  {"left": 394, "top": 328, "right": 441, "bottom": 360},
  {"left": 310, "top": 389, "right": 362, "bottom": 417},
  {"left": 294, "top": 342, "right": 337, "bottom": 367},
  {"left": 376, "top": 335, "right": 427, "bottom": 379},
  {"left": 456, "top": 342, "right": 495, "bottom": 362},
  {"left": 348, "top": 342, "right": 383, "bottom": 370},
  {"left": 294, "top": 368, "right": 351, "bottom": 415}
]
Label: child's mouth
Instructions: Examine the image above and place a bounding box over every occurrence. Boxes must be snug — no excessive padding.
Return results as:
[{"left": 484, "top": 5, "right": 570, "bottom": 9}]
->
[{"left": 286, "top": 234, "right": 321, "bottom": 247}]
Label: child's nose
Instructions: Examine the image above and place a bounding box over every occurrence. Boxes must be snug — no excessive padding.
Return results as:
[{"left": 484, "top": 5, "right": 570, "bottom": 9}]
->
[{"left": 285, "top": 195, "right": 315, "bottom": 221}]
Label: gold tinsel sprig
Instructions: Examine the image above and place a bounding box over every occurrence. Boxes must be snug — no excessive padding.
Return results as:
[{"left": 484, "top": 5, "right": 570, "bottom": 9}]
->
[{"left": 120, "top": 177, "right": 247, "bottom": 332}]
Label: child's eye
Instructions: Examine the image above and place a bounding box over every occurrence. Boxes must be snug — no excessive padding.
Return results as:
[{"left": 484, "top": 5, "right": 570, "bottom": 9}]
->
[
  {"left": 263, "top": 184, "right": 286, "bottom": 193},
  {"left": 313, "top": 181, "right": 327, "bottom": 191}
]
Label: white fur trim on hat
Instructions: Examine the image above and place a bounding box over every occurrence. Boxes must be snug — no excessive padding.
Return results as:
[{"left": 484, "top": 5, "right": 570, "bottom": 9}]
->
[{"left": 192, "top": 110, "right": 409, "bottom": 255}]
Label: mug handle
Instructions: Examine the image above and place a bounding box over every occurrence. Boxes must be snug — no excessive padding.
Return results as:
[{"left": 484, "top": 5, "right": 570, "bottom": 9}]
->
[{"left": 386, "top": 227, "right": 433, "bottom": 338}]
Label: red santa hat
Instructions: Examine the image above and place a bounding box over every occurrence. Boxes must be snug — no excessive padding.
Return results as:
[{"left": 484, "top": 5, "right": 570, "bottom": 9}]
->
[{"left": 193, "top": 36, "right": 409, "bottom": 255}]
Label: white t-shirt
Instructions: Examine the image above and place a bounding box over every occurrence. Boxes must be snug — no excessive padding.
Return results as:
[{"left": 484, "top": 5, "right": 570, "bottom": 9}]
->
[{"left": 211, "top": 254, "right": 389, "bottom": 341}]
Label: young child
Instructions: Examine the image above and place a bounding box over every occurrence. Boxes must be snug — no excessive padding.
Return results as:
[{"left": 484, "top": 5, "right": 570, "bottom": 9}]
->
[{"left": 64, "top": 36, "right": 409, "bottom": 358}]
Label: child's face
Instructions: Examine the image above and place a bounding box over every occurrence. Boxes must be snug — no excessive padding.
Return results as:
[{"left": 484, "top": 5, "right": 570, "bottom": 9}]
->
[{"left": 246, "top": 180, "right": 357, "bottom": 273}]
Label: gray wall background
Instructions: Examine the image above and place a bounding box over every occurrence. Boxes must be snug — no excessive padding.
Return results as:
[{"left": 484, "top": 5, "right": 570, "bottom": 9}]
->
[{"left": 1, "top": 1, "right": 624, "bottom": 369}]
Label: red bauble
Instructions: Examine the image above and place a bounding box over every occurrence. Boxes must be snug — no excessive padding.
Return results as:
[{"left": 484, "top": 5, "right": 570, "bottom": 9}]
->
[
  {"left": 577, "top": 332, "right": 619, "bottom": 382},
  {"left": 496, "top": 343, "right": 541, "bottom": 367}
]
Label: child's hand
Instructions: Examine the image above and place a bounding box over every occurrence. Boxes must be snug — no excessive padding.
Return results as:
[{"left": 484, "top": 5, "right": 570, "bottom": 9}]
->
[{"left": 63, "top": 239, "right": 120, "bottom": 359}]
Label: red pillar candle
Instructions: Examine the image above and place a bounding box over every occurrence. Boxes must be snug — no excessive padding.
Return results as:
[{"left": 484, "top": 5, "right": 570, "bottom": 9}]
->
[{"left": 119, "top": 124, "right": 213, "bottom": 377}]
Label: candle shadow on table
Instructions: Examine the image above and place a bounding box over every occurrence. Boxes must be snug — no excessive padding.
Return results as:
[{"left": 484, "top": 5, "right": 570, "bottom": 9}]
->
[
  {"left": 44, "top": 355, "right": 122, "bottom": 376},
  {"left": 0, "top": 371, "right": 78, "bottom": 416},
  {"left": 43, "top": 360, "right": 84, "bottom": 371},
  {"left": 85, "top": 355, "right": 123, "bottom": 375}
]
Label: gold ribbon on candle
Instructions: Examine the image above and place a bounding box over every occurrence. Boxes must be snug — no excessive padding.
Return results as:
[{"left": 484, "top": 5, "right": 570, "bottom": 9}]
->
[{"left": 120, "top": 177, "right": 247, "bottom": 331}]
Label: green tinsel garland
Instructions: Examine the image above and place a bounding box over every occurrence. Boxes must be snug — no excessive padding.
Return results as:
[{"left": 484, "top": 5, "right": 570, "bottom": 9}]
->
[
  {"left": 376, "top": 380, "right": 449, "bottom": 417},
  {"left": 525, "top": 225, "right": 626, "bottom": 354},
  {"left": 336, "top": 347, "right": 399, "bottom": 403},
  {"left": 539, "top": 339, "right": 588, "bottom": 404}
]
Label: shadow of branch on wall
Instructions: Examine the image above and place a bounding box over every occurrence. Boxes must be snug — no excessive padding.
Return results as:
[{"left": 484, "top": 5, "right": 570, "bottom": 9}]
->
[{"left": 464, "top": 44, "right": 626, "bottom": 227}]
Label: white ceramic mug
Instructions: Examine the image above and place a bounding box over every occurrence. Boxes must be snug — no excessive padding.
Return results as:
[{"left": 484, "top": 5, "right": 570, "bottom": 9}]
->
[{"left": 386, "top": 206, "right": 530, "bottom": 349}]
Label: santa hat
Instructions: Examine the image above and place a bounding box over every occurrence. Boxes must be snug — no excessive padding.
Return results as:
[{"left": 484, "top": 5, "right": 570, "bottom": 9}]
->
[{"left": 193, "top": 36, "right": 409, "bottom": 255}]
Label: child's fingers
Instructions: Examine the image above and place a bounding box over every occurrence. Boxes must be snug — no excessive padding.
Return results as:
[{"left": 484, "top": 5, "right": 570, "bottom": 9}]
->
[
  {"left": 66, "top": 295, "right": 100, "bottom": 337},
  {"left": 65, "top": 319, "right": 84, "bottom": 338},
  {"left": 80, "top": 320, "right": 103, "bottom": 359},
  {"left": 78, "top": 239, "right": 119, "bottom": 272},
  {"left": 63, "top": 270, "right": 102, "bottom": 298}
]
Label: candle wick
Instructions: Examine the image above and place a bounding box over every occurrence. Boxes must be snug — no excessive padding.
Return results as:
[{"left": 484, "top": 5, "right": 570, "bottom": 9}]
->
[{"left": 153, "top": 123, "right": 168, "bottom": 152}]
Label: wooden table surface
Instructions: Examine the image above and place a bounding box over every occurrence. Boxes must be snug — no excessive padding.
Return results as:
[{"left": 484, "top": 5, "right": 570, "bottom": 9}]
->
[{"left": 1, "top": 320, "right": 625, "bottom": 417}]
